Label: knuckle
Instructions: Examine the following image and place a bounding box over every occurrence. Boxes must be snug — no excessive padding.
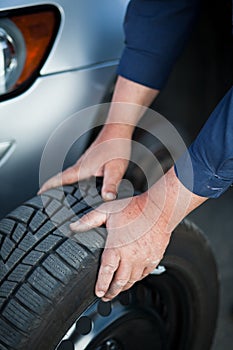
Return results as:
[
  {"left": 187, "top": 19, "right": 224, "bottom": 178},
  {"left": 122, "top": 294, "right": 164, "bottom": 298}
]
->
[
  {"left": 145, "top": 257, "right": 160, "bottom": 266},
  {"left": 115, "top": 279, "right": 128, "bottom": 287},
  {"left": 79, "top": 213, "right": 90, "bottom": 224},
  {"left": 102, "top": 247, "right": 118, "bottom": 261},
  {"left": 106, "top": 284, "right": 121, "bottom": 296},
  {"left": 122, "top": 284, "right": 132, "bottom": 292},
  {"left": 102, "top": 264, "right": 116, "bottom": 274}
]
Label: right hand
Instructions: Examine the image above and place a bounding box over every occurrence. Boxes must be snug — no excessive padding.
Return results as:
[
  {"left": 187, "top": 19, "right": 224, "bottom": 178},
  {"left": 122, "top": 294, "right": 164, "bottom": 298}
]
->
[{"left": 38, "top": 123, "right": 132, "bottom": 200}]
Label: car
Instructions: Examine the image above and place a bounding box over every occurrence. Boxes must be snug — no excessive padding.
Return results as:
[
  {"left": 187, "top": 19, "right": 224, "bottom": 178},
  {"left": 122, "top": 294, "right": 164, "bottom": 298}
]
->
[
  {"left": 0, "top": 1, "right": 225, "bottom": 349},
  {"left": 0, "top": 0, "right": 128, "bottom": 219}
]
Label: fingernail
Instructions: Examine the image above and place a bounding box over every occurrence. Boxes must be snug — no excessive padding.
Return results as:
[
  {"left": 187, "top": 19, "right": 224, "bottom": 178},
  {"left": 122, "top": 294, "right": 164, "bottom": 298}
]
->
[
  {"left": 104, "top": 192, "right": 116, "bottom": 201},
  {"left": 96, "top": 290, "right": 105, "bottom": 298}
]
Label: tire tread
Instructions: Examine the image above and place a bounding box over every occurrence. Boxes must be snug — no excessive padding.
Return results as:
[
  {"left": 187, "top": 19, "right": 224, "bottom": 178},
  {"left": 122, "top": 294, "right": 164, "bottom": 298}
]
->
[
  {"left": 0, "top": 178, "right": 218, "bottom": 350},
  {"left": 0, "top": 180, "right": 102, "bottom": 349}
]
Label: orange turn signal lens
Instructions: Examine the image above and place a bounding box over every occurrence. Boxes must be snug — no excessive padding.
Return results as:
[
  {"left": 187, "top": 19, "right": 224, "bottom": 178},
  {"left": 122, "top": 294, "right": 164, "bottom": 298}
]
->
[{"left": 0, "top": 6, "right": 60, "bottom": 100}]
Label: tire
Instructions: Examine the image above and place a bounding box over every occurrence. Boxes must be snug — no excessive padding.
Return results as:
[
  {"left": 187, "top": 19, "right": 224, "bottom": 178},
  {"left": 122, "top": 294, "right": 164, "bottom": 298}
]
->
[{"left": 0, "top": 177, "right": 218, "bottom": 350}]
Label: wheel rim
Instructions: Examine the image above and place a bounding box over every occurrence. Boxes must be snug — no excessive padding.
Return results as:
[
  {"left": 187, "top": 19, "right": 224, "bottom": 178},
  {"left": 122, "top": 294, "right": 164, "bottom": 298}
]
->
[{"left": 56, "top": 265, "right": 195, "bottom": 350}]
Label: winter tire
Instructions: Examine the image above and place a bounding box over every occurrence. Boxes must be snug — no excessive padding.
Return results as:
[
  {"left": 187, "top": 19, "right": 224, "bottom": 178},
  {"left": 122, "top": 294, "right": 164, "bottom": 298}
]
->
[{"left": 0, "top": 177, "right": 218, "bottom": 350}]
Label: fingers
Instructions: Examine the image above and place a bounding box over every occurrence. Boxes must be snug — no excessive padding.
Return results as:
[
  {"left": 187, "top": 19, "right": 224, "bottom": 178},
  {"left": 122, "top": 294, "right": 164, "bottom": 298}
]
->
[
  {"left": 38, "top": 158, "right": 124, "bottom": 199},
  {"left": 99, "top": 262, "right": 148, "bottom": 300},
  {"left": 38, "top": 165, "right": 79, "bottom": 194},
  {"left": 120, "top": 271, "right": 142, "bottom": 293},
  {"left": 102, "top": 262, "right": 133, "bottom": 301},
  {"left": 141, "top": 264, "right": 158, "bottom": 278},
  {"left": 38, "top": 174, "right": 61, "bottom": 195},
  {"left": 38, "top": 152, "right": 101, "bottom": 194},
  {"left": 96, "top": 253, "right": 161, "bottom": 301},
  {"left": 70, "top": 207, "right": 107, "bottom": 232},
  {"left": 101, "top": 160, "right": 126, "bottom": 201},
  {"left": 138, "top": 259, "right": 160, "bottom": 281},
  {"left": 96, "top": 248, "right": 149, "bottom": 301},
  {"left": 95, "top": 249, "right": 121, "bottom": 299}
]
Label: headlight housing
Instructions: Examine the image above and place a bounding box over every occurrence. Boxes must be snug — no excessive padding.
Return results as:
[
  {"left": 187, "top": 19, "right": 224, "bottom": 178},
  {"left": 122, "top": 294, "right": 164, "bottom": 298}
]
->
[
  {"left": 0, "top": 5, "right": 60, "bottom": 101},
  {"left": 0, "top": 19, "right": 26, "bottom": 95}
]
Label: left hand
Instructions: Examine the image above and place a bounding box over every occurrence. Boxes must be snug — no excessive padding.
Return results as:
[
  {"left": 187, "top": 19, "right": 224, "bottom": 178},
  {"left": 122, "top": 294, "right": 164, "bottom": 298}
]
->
[{"left": 70, "top": 191, "right": 172, "bottom": 301}]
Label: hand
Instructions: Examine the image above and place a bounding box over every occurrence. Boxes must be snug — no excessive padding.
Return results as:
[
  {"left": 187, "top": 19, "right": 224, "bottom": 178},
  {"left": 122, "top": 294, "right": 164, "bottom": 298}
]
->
[
  {"left": 70, "top": 190, "right": 172, "bottom": 301},
  {"left": 70, "top": 167, "right": 207, "bottom": 301},
  {"left": 38, "top": 76, "right": 159, "bottom": 198},
  {"left": 38, "top": 123, "right": 132, "bottom": 200}
]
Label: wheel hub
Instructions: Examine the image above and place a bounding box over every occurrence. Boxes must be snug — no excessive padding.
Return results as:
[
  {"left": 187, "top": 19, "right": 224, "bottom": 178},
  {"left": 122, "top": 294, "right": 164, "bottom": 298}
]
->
[
  {"left": 56, "top": 270, "right": 193, "bottom": 350},
  {"left": 56, "top": 282, "right": 168, "bottom": 350}
]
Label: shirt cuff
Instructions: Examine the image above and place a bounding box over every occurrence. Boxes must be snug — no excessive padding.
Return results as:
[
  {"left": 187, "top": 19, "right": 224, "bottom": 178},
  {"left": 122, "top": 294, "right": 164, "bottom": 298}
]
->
[
  {"left": 174, "top": 148, "right": 233, "bottom": 198},
  {"left": 117, "top": 47, "right": 172, "bottom": 90}
]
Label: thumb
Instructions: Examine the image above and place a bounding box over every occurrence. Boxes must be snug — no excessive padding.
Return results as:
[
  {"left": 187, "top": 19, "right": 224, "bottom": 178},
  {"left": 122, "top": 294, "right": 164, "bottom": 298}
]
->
[
  {"left": 38, "top": 165, "right": 81, "bottom": 194},
  {"left": 101, "top": 160, "right": 126, "bottom": 201},
  {"left": 70, "top": 206, "right": 108, "bottom": 232}
]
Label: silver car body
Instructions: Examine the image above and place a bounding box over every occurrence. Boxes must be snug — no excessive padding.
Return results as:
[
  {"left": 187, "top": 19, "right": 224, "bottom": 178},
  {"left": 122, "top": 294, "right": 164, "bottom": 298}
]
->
[{"left": 0, "top": 0, "right": 129, "bottom": 218}]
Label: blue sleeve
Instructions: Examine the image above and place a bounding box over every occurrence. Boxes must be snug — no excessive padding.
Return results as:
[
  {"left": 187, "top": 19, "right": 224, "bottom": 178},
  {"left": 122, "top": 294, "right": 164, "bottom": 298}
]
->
[
  {"left": 175, "top": 87, "right": 233, "bottom": 198},
  {"left": 118, "top": 0, "right": 200, "bottom": 90}
]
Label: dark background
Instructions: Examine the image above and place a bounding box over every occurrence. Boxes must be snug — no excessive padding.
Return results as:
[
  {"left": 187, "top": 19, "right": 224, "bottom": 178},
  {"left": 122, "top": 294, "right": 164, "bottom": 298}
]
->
[
  {"left": 189, "top": 185, "right": 233, "bottom": 349},
  {"left": 152, "top": 1, "right": 233, "bottom": 348}
]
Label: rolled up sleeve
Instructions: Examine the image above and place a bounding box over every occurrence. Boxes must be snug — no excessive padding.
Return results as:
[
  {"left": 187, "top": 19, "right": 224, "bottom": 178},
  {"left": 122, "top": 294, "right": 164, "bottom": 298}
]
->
[
  {"left": 175, "top": 87, "right": 233, "bottom": 198},
  {"left": 118, "top": 0, "right": 200, "bottom": 89}
]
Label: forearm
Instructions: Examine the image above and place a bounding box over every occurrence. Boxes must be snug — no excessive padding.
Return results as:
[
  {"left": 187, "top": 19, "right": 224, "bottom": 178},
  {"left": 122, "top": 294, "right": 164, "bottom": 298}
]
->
[
  {"left": 102, "top": 76, "right": 159, "bottom": 138},
  {"left": 111, "top": 76, "right": 159, "bottom": 110},
  {"left": 98, "top": 0, "right": 200, "bottom": 147}
]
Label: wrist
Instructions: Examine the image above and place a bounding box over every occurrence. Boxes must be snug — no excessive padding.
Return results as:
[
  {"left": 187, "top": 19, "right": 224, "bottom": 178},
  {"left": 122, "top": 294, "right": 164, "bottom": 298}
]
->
[
  {"left": 99, "top": 122, "right": 134, "bottom": 140},
  {"left": 146, "top": 167, "right": 208, "bottom": 232}
]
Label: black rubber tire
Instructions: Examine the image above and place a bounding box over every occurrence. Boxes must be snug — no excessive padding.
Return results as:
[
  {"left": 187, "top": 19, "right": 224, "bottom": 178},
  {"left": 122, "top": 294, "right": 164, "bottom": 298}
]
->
[{"left": 0, "top": 178, "right": 218, "bottom": 350}]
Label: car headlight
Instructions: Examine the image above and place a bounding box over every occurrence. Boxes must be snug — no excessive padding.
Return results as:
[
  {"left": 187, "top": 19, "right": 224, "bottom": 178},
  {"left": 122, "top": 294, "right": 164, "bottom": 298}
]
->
[
  {"left": 0, "top": 19, "right": 26, "bottom": 95},
  {"left": 0, "top": 6, "right": 60, "bottom": 101}
]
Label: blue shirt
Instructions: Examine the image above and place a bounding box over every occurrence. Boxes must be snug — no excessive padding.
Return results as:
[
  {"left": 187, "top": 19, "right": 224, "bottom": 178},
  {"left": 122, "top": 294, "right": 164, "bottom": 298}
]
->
[{"left": 117, "top": 0, "right": 233, "bottom": 198}]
